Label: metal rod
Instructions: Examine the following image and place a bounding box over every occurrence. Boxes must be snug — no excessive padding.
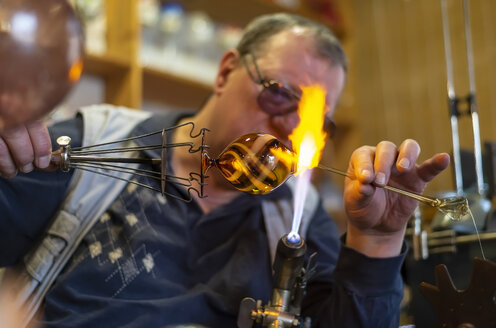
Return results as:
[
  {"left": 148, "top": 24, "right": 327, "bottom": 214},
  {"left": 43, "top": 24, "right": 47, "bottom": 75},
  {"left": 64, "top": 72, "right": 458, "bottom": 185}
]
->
[
  {"left": 441, "top": 0, "right": 464, "bottom": 195},
  {"left": 463, "top": 0, "right": 486, "bottom": 196},
  {"left": 72, "top": 144, "right": 162, "bottom": 155},
  {"left": 454, "top": 231, "right": 496, "bottom": 243},
  {"left": 161, "top": 130, "right": 167, "bottom": 195},
  {"left": 427, "top": 231, "right": 496, "bottom": 246},
  {"left": 70, "top": 121, "right": 200, "bottom": 151},
  {"left": 317, "top": 164, "right": 442, "bottom": 207},
  {"left": 70, "top": 163, "right": 160, "bottom": 181},
  {"left": 70, "top": 165, "right": 196, "bottom": 202},
  {"left": 68, "top": 155, "right": 161, "bottom": 165}
]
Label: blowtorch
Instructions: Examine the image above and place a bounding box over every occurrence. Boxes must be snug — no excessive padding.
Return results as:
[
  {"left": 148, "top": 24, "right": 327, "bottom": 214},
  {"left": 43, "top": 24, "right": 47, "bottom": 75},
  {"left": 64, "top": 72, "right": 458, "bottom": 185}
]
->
[{"left": 237, "top": 234, "right": 315, "bottom": 328}]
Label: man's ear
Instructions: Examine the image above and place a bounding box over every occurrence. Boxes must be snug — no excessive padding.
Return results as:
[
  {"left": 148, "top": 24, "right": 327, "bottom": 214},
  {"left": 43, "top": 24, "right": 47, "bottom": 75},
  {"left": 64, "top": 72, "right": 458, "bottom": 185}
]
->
[{"left": 213, "top": 50, "right": 240, "bottom": 95}]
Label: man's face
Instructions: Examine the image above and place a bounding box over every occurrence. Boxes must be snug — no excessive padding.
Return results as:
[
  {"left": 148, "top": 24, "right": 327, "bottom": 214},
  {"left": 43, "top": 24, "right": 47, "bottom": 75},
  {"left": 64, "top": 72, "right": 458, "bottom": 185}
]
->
[{"left": 214, "top": 28, "right": 346, "bottom": 150}]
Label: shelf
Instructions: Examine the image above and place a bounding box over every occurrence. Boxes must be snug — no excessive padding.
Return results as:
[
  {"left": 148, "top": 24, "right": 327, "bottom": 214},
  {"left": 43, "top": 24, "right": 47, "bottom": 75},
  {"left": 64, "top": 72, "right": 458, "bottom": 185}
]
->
[
  {"left": 142, "top": 66, "right": 212, "bottom": 109},
  {"left": 84, "top": 53, "right": 131, "bottom": 77},
  {"left": 83, "top": 52, "right": 141, "bottom": 109},
  {"left": 84, "top": 52, "right": 212, "bottom": 109},
  {"left": 81, "top": 0, "right": 346, "bottom": 110},
  {"left": 179, "top": 0, "right": 345, "bottom": 38}
]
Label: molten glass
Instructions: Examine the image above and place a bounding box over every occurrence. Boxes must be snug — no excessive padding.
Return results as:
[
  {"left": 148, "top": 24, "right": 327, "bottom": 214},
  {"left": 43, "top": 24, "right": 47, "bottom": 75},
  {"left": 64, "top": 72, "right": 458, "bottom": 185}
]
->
[
  {"left": 437, "top": 196, "right": 470, "bottom": 221},
  {"left": 0, "top": 0, "right": 84, "bottom": 129},
  {"left": 202, "top": 133, "right": 296, "bottom": 195}
]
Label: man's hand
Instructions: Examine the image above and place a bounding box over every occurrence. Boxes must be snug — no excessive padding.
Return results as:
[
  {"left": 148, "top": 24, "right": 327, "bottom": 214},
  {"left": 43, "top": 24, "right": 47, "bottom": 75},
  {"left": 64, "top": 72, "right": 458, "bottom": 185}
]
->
[
  {"left": 0, "top": 121, "right": 52, "bottom": 177},
  {"left": 343, "top": 139, "right": 450, "bottom": 258}
]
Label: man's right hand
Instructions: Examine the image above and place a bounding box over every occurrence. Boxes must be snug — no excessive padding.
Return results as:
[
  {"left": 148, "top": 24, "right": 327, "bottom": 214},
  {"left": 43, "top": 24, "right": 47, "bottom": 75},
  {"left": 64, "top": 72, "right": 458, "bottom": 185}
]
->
[{"left": 0, "top": 121, "right": 52, "bottom": 177}]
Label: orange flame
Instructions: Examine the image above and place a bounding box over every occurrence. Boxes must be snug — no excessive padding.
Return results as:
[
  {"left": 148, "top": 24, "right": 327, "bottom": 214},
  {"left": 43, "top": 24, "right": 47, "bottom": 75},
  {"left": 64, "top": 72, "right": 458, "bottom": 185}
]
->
[{"left": 290, "top": 85, "right": 327, "bottom": 175}]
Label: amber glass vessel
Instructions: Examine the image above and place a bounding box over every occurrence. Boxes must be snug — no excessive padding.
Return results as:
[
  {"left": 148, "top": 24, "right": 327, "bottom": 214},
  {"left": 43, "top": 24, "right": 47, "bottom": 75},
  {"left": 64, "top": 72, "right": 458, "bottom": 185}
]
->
[{"left": 202, "top": 133, "right": 296, "bottom": 194}]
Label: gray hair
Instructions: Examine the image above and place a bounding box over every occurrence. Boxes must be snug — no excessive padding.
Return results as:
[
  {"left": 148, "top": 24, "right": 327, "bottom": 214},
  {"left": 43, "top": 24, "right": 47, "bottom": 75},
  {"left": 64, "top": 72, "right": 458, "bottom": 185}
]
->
[{"left": 236, "top": 13, "right": 347, "bottom": 71}]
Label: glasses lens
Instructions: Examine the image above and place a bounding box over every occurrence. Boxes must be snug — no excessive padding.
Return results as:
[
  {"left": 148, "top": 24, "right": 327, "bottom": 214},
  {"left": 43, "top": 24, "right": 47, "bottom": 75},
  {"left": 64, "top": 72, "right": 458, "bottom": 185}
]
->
[{"left": 258, "top": 82, "right": 298, "bottom": 116}]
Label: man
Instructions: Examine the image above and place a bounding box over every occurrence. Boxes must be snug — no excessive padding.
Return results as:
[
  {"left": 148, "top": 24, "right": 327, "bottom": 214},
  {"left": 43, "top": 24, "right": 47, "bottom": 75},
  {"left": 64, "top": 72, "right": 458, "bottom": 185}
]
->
[{"left": 0, "top": 13, "right": 449, "bottom": 327}]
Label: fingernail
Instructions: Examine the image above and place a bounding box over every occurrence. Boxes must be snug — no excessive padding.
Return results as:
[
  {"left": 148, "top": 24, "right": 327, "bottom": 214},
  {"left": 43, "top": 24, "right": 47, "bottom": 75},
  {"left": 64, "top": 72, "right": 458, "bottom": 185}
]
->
[
  {"left": 37, "top": 155, "right": 51, "bottom": 168},
  {"left": 361, "top": 169, "right": 372, "bottom": 179},
  {"left": 399, "top": 158, "right": 410, "bottom": 169},
  {"left": 375, "top": 172, "right": 386, "bottom": 185},
  {"left": 20, "top": 163, "right": 34, "bottom": 173}
]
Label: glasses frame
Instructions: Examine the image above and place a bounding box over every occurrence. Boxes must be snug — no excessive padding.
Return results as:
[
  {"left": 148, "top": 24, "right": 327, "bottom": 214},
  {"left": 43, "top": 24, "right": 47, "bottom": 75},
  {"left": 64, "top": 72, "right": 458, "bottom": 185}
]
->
[{"left": 241, "top": 52, "right": 337, "bottom": 138}]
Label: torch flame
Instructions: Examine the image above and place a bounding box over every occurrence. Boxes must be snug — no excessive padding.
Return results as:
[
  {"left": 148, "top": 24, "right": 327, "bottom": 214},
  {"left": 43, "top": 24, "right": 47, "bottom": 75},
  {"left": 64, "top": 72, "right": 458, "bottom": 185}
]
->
[
  {"left": 286, "top": 84, "right": 328, "bottom": 244},
  {"left": 290, "top": 85, "right": 327, "bottom": 175}
]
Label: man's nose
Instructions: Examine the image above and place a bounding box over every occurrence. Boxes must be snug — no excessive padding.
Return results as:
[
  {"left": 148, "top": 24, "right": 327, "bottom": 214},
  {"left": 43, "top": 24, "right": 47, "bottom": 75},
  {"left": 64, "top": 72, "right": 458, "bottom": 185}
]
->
[{"left": 269, "top": 112, "right": 300, "bottom": 142}]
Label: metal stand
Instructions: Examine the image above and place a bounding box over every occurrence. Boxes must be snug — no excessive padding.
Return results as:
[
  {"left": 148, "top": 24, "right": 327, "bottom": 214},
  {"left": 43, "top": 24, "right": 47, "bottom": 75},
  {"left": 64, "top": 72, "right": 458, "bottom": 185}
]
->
[{"left": 432, "top": 0, "right": 491, "bottom": 233}]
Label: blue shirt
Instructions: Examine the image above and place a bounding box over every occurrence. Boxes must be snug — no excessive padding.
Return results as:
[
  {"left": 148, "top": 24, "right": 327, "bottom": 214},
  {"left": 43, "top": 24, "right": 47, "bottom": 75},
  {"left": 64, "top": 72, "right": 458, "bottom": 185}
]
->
[{"left": 0, "top": 111, "right": 406, "bottom": 327}]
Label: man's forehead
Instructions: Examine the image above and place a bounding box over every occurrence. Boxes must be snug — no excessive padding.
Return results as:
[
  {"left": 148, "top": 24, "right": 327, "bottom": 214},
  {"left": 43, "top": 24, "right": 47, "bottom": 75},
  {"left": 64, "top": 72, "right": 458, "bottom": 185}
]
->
[
  {"left": 259, "top": 34, "right": 341, "bottom": 77},
  {"left": 259, "top": 55, "right": 344, "bottom": 95},
  {"left": 262, "top": 29, "right": 314, "bottom": 54}
]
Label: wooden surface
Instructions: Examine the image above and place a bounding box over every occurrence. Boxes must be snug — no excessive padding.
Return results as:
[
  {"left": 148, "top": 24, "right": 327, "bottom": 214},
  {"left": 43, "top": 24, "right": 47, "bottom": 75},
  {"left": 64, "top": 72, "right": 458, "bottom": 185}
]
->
[
  {"left": 84, "top": 53, "right": 130, "bottom": 77},
  {"left": 104, "top": 0, "right": 142, "bottom": 109},
  {"left": 343, "top": 0, "right": 496, "bottom": 193}
]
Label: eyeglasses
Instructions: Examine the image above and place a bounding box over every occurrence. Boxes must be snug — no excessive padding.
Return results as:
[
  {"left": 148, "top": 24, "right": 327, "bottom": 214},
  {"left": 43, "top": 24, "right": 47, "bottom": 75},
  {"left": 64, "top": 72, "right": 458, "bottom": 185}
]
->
[{"left": 241, "top": 52, "right": 337, "bottom": 138}]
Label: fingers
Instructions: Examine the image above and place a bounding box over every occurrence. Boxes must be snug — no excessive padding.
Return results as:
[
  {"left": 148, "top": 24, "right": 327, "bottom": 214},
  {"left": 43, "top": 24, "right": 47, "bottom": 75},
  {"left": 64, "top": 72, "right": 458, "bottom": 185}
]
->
[
  {"left": 349, "top": 145, "right": 375, "bottom": 183},
  {"left": 396, "top": 139, "right": 421, "bottom": 172},
  {"left": 2, "top": 126, "right": 36, "bottom": 174},
  {"left": 373, "top": 141, "right": 399, "bottom": 187},
  {"left": 416, "top": 152, "right": 450, "bottom": 182},
  {"left": 0, "top": 121, "right": 52, "bottom": 177},
  {"left": 27, "top": 121, "right": 52, "bottom": 168},
  {"left": 0, "top": 137, "right": 17, "bottom": 177},
  {"left": 350, "top": 139, "right": 421, "bottom": 187},
  {"left": 373, "top": 139, "right": 421, "bottom": 187}
]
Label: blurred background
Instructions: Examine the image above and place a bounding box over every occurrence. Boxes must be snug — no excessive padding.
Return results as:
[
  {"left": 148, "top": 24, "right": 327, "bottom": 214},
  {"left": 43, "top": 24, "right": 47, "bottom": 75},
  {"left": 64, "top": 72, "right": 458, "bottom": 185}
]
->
[{"left": 27, "top": 0, "right": 496, "bottom": 326}]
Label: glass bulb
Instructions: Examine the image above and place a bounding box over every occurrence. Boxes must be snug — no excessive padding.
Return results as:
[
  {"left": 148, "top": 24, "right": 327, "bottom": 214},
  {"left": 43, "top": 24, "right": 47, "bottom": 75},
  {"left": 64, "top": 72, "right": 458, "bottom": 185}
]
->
[{"left": 202, "top": 133, "right": 296, "bottom": 194}]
